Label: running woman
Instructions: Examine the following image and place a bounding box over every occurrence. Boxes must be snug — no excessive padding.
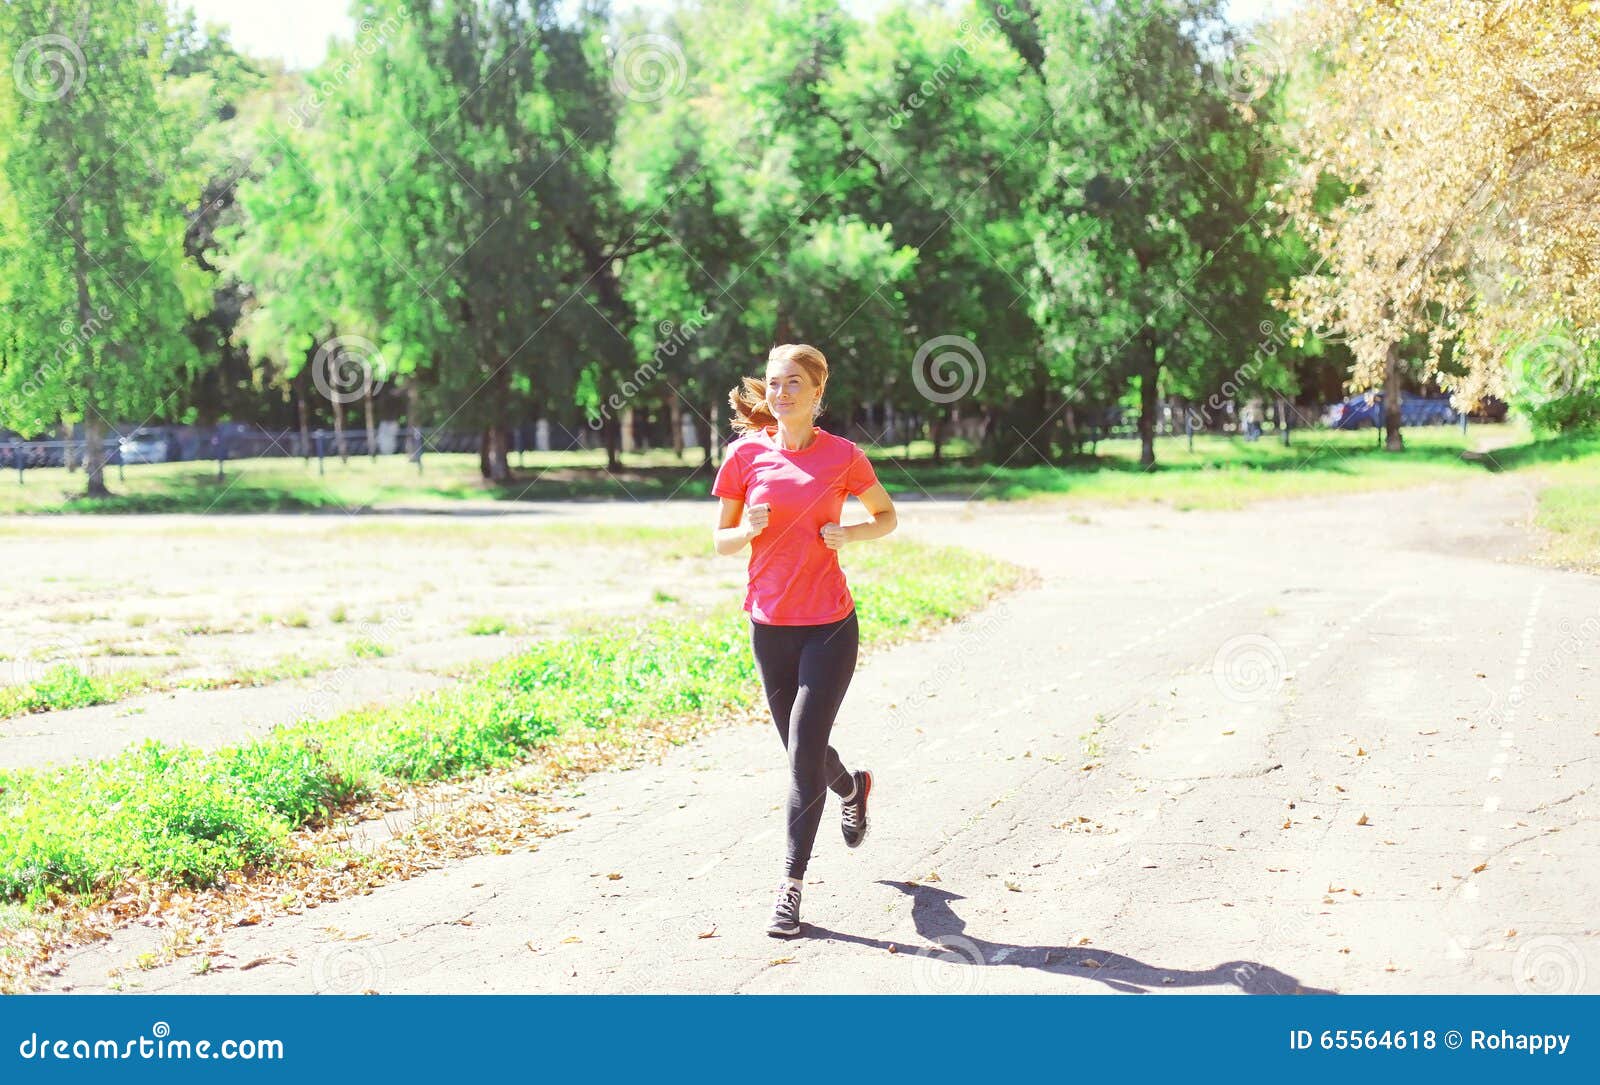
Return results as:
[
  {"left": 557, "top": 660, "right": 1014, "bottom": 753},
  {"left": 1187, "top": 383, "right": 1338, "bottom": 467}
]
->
[{"left": 711, "top": 343, "right": 898, "bottom": 937}]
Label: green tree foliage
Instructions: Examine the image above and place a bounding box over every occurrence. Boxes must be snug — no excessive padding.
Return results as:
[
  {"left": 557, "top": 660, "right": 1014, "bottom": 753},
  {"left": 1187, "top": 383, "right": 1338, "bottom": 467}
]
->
[{"left": 0, "top": 0, "right": 208, "bottom": 495}]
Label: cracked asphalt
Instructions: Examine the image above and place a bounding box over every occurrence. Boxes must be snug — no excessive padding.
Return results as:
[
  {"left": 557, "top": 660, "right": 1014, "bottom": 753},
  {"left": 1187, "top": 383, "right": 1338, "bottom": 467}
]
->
[{"left": 42, "top": 473, "right": 1599, "bottom": 994}]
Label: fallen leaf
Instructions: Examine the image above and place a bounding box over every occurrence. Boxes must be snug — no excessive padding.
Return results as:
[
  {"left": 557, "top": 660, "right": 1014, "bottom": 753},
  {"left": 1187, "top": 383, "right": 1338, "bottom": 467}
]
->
[
  {"left": 1355, "top": 746, "right": 1367, "bottom": 756},
  {"left": 1004, "top": 880, "right": 1022, "bottom": 892},
  {"left": 561, "top": 935, "right": 582, "bottom": 944},
  {"left": 1081, "top": 958, "right": 1102, "bottom": 969},
  {"left": 1472, "top": 862, "right": 1488, "bottom": 874},
  {"left": 1356, "top": 813, "right": 1369, "bottom": 826},
  {"left": 1281, "top": 818, "right": 1293, "bottom": 829},
  {"left": 769, "top": 956, "right": 795, "bottom": 965},
  {"left": 606, "top": 873, "right": 622, "bottom": 881},
  {"left": 698, "top": 926, "right": 718, "bottom": 939},
  {"left": 1334, "top": 784, "right": 1347, "bottom": 792},
  {"left": 887, "top": 944, "right": 898, "bottom": 954}
]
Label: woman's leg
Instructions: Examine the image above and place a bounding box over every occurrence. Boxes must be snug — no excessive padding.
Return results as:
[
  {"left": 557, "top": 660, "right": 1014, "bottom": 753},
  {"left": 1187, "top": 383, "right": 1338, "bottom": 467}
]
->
[{"left": 779, "top": 610, "right": 860, "bottom": 879}]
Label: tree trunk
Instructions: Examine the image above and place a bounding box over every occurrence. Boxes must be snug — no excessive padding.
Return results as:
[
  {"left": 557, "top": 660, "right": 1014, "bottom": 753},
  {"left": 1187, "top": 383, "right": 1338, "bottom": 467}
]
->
[
  {"left": 61, "top": 415, "right": 78, "bottom": 473},
  {"left": 296, "top": 371, "right": 311, "bottom": 461},
  {"left": 332, "top": 397, "right": 348, "bottom": 462},
  {"left": 479, "top": 424, "right": 510, "bottom": 482},
  {"left": 701, "top": 397, "right": 716, "bottom": 469},
  {"left": 404, "top": 382, "right": 421, "bottom": 458},
  {"left": 364, "top": 385, "right": 377, "bottom": 461},
  {"left": 83, "top": 411, "right": 110, "bottom": 497},
  {"left": 669, "top": 393, "right": 684, "bottom": 459},
  {"left": 931, "top": 409, "right": 945, "bottom": 466},
  {"left": 1138, "top": 346, "right": 1160, "bottom": 469},
  {"left": 1382, "top": 340, "right": 1404, "bottom": 452},
  {"left": 602, "top": 413, "right": 621, "bottom": 472}
]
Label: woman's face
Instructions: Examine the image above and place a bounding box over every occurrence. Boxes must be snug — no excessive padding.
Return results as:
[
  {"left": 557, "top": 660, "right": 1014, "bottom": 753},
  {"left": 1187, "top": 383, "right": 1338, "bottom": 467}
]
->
[{"left": 765, "top": 360, "right": 820, "bottom": 424}]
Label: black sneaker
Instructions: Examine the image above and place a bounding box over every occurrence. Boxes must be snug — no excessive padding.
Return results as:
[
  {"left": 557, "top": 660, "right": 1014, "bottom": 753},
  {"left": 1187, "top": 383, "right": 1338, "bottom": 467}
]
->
[
  {"left": 766, "top": 881, "right": 802, "bottom": 938},
  {"left": 841, "top": 769, "right": 872, "bottom": 848}
]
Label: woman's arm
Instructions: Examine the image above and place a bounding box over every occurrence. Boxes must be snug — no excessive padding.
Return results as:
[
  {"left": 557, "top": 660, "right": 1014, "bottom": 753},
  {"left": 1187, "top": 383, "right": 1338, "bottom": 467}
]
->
[
  {"left": 822, "top": 483, "right": 896, "bottom": 549},
  {"left": 713, "top": 496, "right": 768, "bottom": 555}
]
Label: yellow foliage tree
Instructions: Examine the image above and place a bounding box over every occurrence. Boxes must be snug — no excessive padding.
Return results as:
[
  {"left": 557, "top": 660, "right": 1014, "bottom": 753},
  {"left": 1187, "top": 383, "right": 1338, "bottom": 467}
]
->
[{"left": 1273, "top": 0, "right": 1600, "bottom": 447}]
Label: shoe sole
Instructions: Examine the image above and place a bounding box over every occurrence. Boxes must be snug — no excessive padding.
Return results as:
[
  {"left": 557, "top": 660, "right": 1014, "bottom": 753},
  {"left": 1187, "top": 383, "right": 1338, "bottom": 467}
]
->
[
  {"left": 766, "top": 923, "right": 801, "bottom": 938},
  {"left": 845, "top": 769, "right": 872, "bottom": 848}
]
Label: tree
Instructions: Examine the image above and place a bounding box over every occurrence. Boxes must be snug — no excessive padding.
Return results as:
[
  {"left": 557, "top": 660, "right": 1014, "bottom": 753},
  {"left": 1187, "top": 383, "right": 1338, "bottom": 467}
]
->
[
  {"left": 0, "top": 0, "right": 207, "bottom": 495},
  {"left": 1028, "top": 0, "right": 1284, "bottom": 467},
  {"left": 1276, "top": 0, "right": 1600, "bottom": 445}
]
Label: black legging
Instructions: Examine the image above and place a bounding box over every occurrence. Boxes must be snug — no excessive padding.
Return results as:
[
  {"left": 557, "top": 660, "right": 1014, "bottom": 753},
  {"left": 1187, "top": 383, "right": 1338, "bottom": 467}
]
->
[{"left": 750, "top": 608, "right": 859, "bottom": 879}]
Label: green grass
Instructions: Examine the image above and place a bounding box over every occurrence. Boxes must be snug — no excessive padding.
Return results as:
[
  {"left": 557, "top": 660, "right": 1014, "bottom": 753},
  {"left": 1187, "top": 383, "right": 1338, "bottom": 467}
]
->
[
  {"left": 1524, "top": 433, "right": 1600, "bottom": 573},
  {"left": 0, "top": 665, "right": 160, "bottom": 718},
  {"left": 0, "top": 539, "right": 1026, "bottom": 907},
  {"left": 6, "top": 425, "right": 1591, "bottom": 515},
  {"left": 465, "top": 616, "right": 511, "bottom": 636}
]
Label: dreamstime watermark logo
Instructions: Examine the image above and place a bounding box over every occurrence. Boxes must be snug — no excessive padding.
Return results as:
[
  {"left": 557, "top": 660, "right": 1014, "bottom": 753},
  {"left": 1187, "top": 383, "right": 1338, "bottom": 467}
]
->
[
  {"left": 887, "top": 6, "right": 1025, "bottom": 128},
  {"left": 911, "top": 335, "right": 985, "bottom": 405},
  {"left": 311, "top": 941, "right": 387, "bottom": 994},
  {"left": 587, "top": 307, "right": 711, "bottom": 430},
  {"left": 885, "top": 598, "right": 1015, "bottom": 732},
  {"left": 1513, "top": 936, "right": 1587, "bottom": 994},
  {"left": 299, "top": 606, "right": 413, "bottom": 720},
  {"left": 614, "top": 910, "right": 722, "bottom": 993},
  {"left": 311, "top": 335, "right": 389, "bottom": 405},
  {"left": 1214, "top": 30, "right": 1288, "bottom": 105},
  {"left": 287, "top": 9, "right": 410, "bottom": 129},
  {"left": 911, "top": 934, "right": 987, "bottom": 993},
  {"left": 1483, "top": 613, "right": 1599, "bottom": 728},
  {"left": 1210, "top": 634, "right": 1286, "bottom": 703},
  {"left": 10, "top": 631, "right": 97, "bottom": 688},
  {"left": 1508, "top": 331, "right": 1589, "bottom": 402},
  {"left": 12, "top": 33, "right": 85, "bottom": 102},
  {"left": 609, "top": 34, "right": 686, "bottom": 103},
  {"left": 13, "top": 303, "right": 113, "bottom": 431}
]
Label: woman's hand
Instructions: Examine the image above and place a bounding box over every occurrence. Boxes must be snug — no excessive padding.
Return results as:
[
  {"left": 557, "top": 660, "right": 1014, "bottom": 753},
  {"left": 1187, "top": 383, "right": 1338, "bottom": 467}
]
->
[
  {"left": 745, "top": 502, "right": 770, "bottom": 540},
  {"left": 819, "top": 521, "right": 847, "bottom": 550}
]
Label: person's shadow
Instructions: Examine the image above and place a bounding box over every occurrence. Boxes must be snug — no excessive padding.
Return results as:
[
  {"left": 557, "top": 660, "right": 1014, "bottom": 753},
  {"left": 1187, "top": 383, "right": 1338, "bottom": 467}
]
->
[{"left": 798, "top": 881, "right": 1333, "bottom": 994}]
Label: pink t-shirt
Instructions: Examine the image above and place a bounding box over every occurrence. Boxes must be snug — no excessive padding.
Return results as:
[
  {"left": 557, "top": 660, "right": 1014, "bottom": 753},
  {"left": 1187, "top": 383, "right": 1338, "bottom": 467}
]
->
[{"left": 712, "top": 425, "right": 881, "bottom": 625}]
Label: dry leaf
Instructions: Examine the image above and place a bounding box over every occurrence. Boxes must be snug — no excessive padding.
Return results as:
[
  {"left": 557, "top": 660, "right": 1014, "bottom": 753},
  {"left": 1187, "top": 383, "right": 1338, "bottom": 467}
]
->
[
  {"left": 606, "top": 873, "right": 622, "bottom": 880},
  {"left": 1472, "top": 862, "right": 1488, "bottom": 874},
  {"left": 769, "top": 956, "right": 795, "bottom": 965},
  {"left": 1356, "top": 813, "right": 1369, "bottom": 826},
  {"left": 697, "top": 926, "right": 718, "bottom": 939},
  {"left": 1004, "top": 880, "right": 1022, "bottom": 892},
  {"left": 1281, "top": 818, "right": 1293, "bottom": 829},
  {"left": 1355, "top": 747, "right": 1367, "bottom": 756}
]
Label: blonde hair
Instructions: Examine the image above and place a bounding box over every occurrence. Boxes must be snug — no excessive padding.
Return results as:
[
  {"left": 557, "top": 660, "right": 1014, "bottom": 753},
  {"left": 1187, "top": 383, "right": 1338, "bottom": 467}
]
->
[{"left": 727, "top": 343, "right": 830, "bottom": 435}]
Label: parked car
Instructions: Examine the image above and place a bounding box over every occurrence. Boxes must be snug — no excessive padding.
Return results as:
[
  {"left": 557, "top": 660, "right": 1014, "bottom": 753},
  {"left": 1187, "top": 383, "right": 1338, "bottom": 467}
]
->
[
  {"left": 118, "top": 427, "right": 172, "bottom": 464},
  {"left": 1325, "top": 393, "right": 1460, "bottom": 429}
]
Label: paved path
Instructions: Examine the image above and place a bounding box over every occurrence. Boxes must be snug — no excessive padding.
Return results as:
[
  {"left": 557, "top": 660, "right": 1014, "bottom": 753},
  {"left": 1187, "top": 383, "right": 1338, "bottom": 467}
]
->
[{"left": 43, "top": 475, "right": 1600, "bottom": 994}]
